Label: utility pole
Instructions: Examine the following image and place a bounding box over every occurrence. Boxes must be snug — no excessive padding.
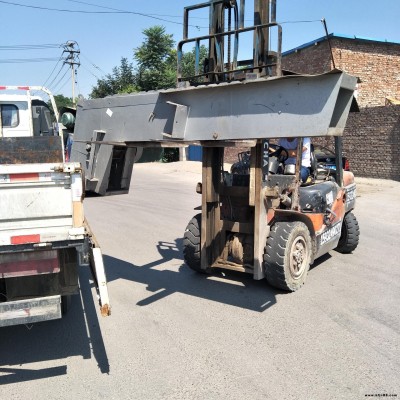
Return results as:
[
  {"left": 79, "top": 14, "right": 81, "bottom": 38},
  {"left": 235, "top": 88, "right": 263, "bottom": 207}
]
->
[{"left": 63, "top": 41, "right": 80, "bottom": 105}]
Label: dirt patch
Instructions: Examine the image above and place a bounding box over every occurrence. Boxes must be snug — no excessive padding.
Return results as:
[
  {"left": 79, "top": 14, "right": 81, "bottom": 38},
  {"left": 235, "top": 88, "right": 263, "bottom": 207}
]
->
[{"left": 355, "top": 177, "right": 400, "bottom": 196}]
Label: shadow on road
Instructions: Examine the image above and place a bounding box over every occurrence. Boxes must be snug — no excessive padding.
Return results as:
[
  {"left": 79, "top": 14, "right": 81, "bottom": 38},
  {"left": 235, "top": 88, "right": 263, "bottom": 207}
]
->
[
  {"left": 0, "top": 266, "right": 109, "bottom": 385},
  {"left": 104, "top": 238, "right": 283, "bottom": 313}
]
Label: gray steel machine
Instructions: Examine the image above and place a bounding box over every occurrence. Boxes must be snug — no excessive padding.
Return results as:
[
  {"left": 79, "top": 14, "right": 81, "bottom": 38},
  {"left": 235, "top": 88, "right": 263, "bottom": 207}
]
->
[{"left": 69, "top": 0, "right": 359, "bottom": 291}]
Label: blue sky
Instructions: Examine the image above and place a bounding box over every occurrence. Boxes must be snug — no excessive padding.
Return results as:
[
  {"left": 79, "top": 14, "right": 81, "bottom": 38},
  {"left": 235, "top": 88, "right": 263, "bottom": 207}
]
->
[{"left": 1, "top": 0, "right": 399, "bottom": 99}]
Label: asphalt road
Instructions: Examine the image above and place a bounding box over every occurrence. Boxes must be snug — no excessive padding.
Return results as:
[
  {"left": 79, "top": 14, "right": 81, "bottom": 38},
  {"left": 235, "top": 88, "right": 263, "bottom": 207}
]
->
[{"left": 1, "top": 162, "right": 399, "bottom": 400}]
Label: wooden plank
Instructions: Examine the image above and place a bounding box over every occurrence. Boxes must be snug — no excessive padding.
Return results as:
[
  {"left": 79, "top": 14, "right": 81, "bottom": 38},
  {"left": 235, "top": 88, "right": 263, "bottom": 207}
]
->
[
  {"left": 0, "top": 136, "right": 63, "bottom": 164},
  {"left": 249, "top": 144, "right": 258, "bottom": 206},
  {"left": 252, "top": 142, "right": 269, "bottom": 280},
  {"left": 200, "top": 148, "right": 211, "bottom": 271},
  {"left": 201, "top": 147, "right": 225, "bottom": 270},
  {"left": 212, "top": 259, "right": 253, "bottom": 274},
  {"left": 222, "top": 221, "right": 254, "bottom": 234},
  {"left": 73, "top": 201, "right": 84, "bottom": 228}
]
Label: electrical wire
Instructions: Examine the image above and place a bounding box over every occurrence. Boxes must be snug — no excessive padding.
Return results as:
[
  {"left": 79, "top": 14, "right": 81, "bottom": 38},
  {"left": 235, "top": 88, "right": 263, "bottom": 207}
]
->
[
  {"left": 80, "top": 53, "right": 106, "bottom": 75},
  {"left": 0, "top": 0, "right": 207, "bottom": 29},
  {"left": 64, "top": 0, "right": 205, "bottom": 28},
  {"left": 53, "top": 74, "right": 72, "bottom": 94},
  {"left": 41, "top": 56, "right": 64, "bottom": 89},
  {"left": 0, "top": 43, "right": 62, "bottom": 50},
  {"left": 0, "top": 1, "right": 323, "bottom": 30},
  {"left": 51, "top": 68, "right": 70, "bottom": 94},
  {"left": 46, "top": 63, "right": 68, "bottom": 91},
  {"left": 280, "top": 19, "right": 322, "bottom": 24},
  {"left": 80, "top": 63, "right": 101, "bottom": 80},
  {"left": 0, "top": 57, "right": 60, "bottom": 63}
]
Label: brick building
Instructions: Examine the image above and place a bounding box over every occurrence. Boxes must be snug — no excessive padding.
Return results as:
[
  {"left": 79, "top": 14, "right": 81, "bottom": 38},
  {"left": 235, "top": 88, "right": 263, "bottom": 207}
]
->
[{"left": 282, "top": 33, "right": 400, "bottom": 180}]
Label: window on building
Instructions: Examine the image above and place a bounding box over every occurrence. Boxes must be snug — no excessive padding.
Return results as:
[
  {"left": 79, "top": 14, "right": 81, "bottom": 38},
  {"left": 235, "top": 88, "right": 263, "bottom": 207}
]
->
[{"left": 1, "top": 104, "right": 19, "bottom": 128}]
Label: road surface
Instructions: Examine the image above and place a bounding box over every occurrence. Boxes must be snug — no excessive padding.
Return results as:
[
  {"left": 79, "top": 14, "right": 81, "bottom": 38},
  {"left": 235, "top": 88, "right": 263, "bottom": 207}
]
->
[{"left": 1, "top": 162, "right": 399, "bottom": 400}]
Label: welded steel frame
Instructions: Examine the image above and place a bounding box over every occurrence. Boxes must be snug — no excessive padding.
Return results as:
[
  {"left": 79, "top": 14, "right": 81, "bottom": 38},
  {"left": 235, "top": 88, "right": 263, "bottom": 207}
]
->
[{"left": 178, "top": 0, "right": 282, "bottom": 84}]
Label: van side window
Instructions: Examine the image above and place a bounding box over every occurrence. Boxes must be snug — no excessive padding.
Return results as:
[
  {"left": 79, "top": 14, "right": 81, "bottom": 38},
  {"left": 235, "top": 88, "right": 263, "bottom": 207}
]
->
[{"left": 1, "top": 104, "right": 19, "bottom": 128}]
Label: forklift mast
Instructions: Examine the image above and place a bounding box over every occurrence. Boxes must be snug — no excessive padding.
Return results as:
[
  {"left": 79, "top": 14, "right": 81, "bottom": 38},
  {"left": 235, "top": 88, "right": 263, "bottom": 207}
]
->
[{"left": 178, "top": 0, "right": 281, "bottom": 85}]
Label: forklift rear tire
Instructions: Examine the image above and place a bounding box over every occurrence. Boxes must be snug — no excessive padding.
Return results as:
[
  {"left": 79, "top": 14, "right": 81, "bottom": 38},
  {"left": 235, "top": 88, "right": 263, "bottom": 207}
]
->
[
  {"left": 183, "top": 214, "right": 209, "bottom": 273},
  {"left": 264, "top": 221, "right": 312, "bottom": 291},
  {"left": 335, "top": 212, "right": 360, "bottom": 254}
]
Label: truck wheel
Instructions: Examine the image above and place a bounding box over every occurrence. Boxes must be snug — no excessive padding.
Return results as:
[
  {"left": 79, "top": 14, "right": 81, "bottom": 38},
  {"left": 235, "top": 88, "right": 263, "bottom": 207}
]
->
[
  {"left": 183, "top": 214, "right": 208, "bottom": 273},
  {"left": 336, "top": 212, "right": 360, "bottom": 254},
  {"left": 264, "top": 221, "right": 312, "bottom": 291}
]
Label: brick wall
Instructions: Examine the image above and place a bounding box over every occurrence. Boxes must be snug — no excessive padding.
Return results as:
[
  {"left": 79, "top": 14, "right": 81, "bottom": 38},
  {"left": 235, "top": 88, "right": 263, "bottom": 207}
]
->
[
  {"left": 282, "top": 38, "right": 400, "bottom": 107},
  {"left": 344, "top": 106, "right": 400, "bottom": 180},
  {"left": 283, "top": 41, "right": 333, "bottom": 76},
  {"left": 282, "top": 37, "right": 400, "bottom": 181}
]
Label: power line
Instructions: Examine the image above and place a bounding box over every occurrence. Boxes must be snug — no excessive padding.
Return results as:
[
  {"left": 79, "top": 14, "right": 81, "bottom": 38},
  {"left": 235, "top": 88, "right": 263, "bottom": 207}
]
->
[
  {"left": 50, "top": 67, "right": 70, "bottom": 93},
  {"left": 52, "top": 72, "right": 71, "bottom": 94},
  {"left": 42, "top": 56, "right": 64, "bottom": 88},
  {"left": 80, "top": 63, "right": 101, "bottom": 80},
  {"left": 46, "top": 63, "right": 68, "bottom": 90},
  {"left": 0, "top": 43, "right": 63, "bottom": 50},
  {"left": 280, "top": 19, "right": 322, "bottom": 24},
  {"left": 80, "top": 53, "right": 107, "bottom": 75},
  {"left": 0, "top": 0, "right": 206, "bottom": 29},
  {"left": 0, "top": 57, "right": 60, "bottom": 63},
  {"left": 64, "top": 0, "right": 205, "bottom": 28}
]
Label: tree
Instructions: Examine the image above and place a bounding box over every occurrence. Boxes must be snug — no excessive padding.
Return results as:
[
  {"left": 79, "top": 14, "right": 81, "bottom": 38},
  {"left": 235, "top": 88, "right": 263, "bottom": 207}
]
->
[
  {"left": 134, "top": 26, "right": 176, "bottom": 91},
  {"left": 90, "top": 27, "right": 209, "bottom": 98},
  {"left": 90, "top": 57, "right": 136, "bottom": 98},
  {"left": 87, "top": 26, "right": 211, "bottom": 162},
  {"left": 180, "top": 44, "right": 208, "bottom": 84},
  {"left": 47, "top": 94, "right": 73, "bottom": 116}
]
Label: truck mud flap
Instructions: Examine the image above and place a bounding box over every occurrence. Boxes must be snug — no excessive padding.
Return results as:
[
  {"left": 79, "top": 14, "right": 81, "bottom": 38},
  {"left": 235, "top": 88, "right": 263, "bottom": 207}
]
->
[
  {"left": 90, "top": 247, "right": 111, "bottom": 317},
  {"left": 82, "top": 219, "right": 111, "bottom": 317},
  {"left": 0, "top": 295, "right": 61, "bottom": 327}
]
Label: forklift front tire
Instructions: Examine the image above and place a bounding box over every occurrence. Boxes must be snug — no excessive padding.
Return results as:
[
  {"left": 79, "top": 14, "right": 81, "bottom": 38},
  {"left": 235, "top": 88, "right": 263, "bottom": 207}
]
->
[
  {"left": 335, "top": 212, "right": 360, "bottom": 254},
  {"left": 264, "top": 221, "right": 312, "bottom": 291},
  {"left": 183, "top": 214, "right": 209, "bottom": 274}
]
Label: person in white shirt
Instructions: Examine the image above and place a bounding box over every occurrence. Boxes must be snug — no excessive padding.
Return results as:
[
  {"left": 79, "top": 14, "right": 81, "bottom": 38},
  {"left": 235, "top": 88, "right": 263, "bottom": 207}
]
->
[{"left": 277, "top": 137, "right": 311, "bottom": 182}]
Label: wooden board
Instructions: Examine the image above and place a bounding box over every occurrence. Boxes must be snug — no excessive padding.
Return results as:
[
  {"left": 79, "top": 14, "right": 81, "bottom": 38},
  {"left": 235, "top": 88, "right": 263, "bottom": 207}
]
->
[{"left": 0, "top": 136, "right": 63, "bottom": 164}]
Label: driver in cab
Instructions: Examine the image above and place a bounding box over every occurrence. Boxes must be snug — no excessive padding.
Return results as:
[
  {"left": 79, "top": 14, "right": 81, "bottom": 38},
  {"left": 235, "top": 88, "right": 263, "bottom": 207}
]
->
[{"left": 277, "top": 137, "right": 311, "bottom": 183}]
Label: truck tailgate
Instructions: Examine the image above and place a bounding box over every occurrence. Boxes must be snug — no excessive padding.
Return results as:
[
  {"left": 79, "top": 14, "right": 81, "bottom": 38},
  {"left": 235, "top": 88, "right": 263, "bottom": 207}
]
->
[{"left": 0, "top": 163, "right": 84, "bottom": 245}]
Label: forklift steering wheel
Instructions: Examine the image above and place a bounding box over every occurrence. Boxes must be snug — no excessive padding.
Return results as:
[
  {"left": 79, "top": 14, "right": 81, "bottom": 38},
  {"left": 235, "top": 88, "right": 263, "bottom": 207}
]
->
[{"left": 269, "top": 144, "right": 289, "bottom": 163}]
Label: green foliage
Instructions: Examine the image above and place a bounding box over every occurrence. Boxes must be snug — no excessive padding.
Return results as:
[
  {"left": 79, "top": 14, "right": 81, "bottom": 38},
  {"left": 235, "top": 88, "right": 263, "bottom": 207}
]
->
[
  {"left": 47, "top": 94, "right": 73, "bottom": 116},
  {"left": 53, "top": 94, "right": 74, "bottom": 109},
  {"left": 180, "top": 44, "right": 208, "bottom": 83},
  {"left": 90, "top": 57, "right": 136, "bottom": 99},
  {"left": 86, "top": 26, "right": 212, "bottom": 163},
  {"left": 90, "top": 26, "right": 211, "bottom": 99},
  {"left": 134, "top": 26, "right": 176, "bottom": 91}
]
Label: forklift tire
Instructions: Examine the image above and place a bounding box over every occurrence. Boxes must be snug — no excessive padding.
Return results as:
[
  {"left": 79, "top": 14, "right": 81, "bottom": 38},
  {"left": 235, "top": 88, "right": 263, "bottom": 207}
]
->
[
  {"left": 183, "top": 214, "right": 208, "bottom": 273},
  {"left": 335, "top": 212, "right": 360, "bottom": 254},
  {"left": 264, "top": 221, "right": 312, "bottom": 291}
]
